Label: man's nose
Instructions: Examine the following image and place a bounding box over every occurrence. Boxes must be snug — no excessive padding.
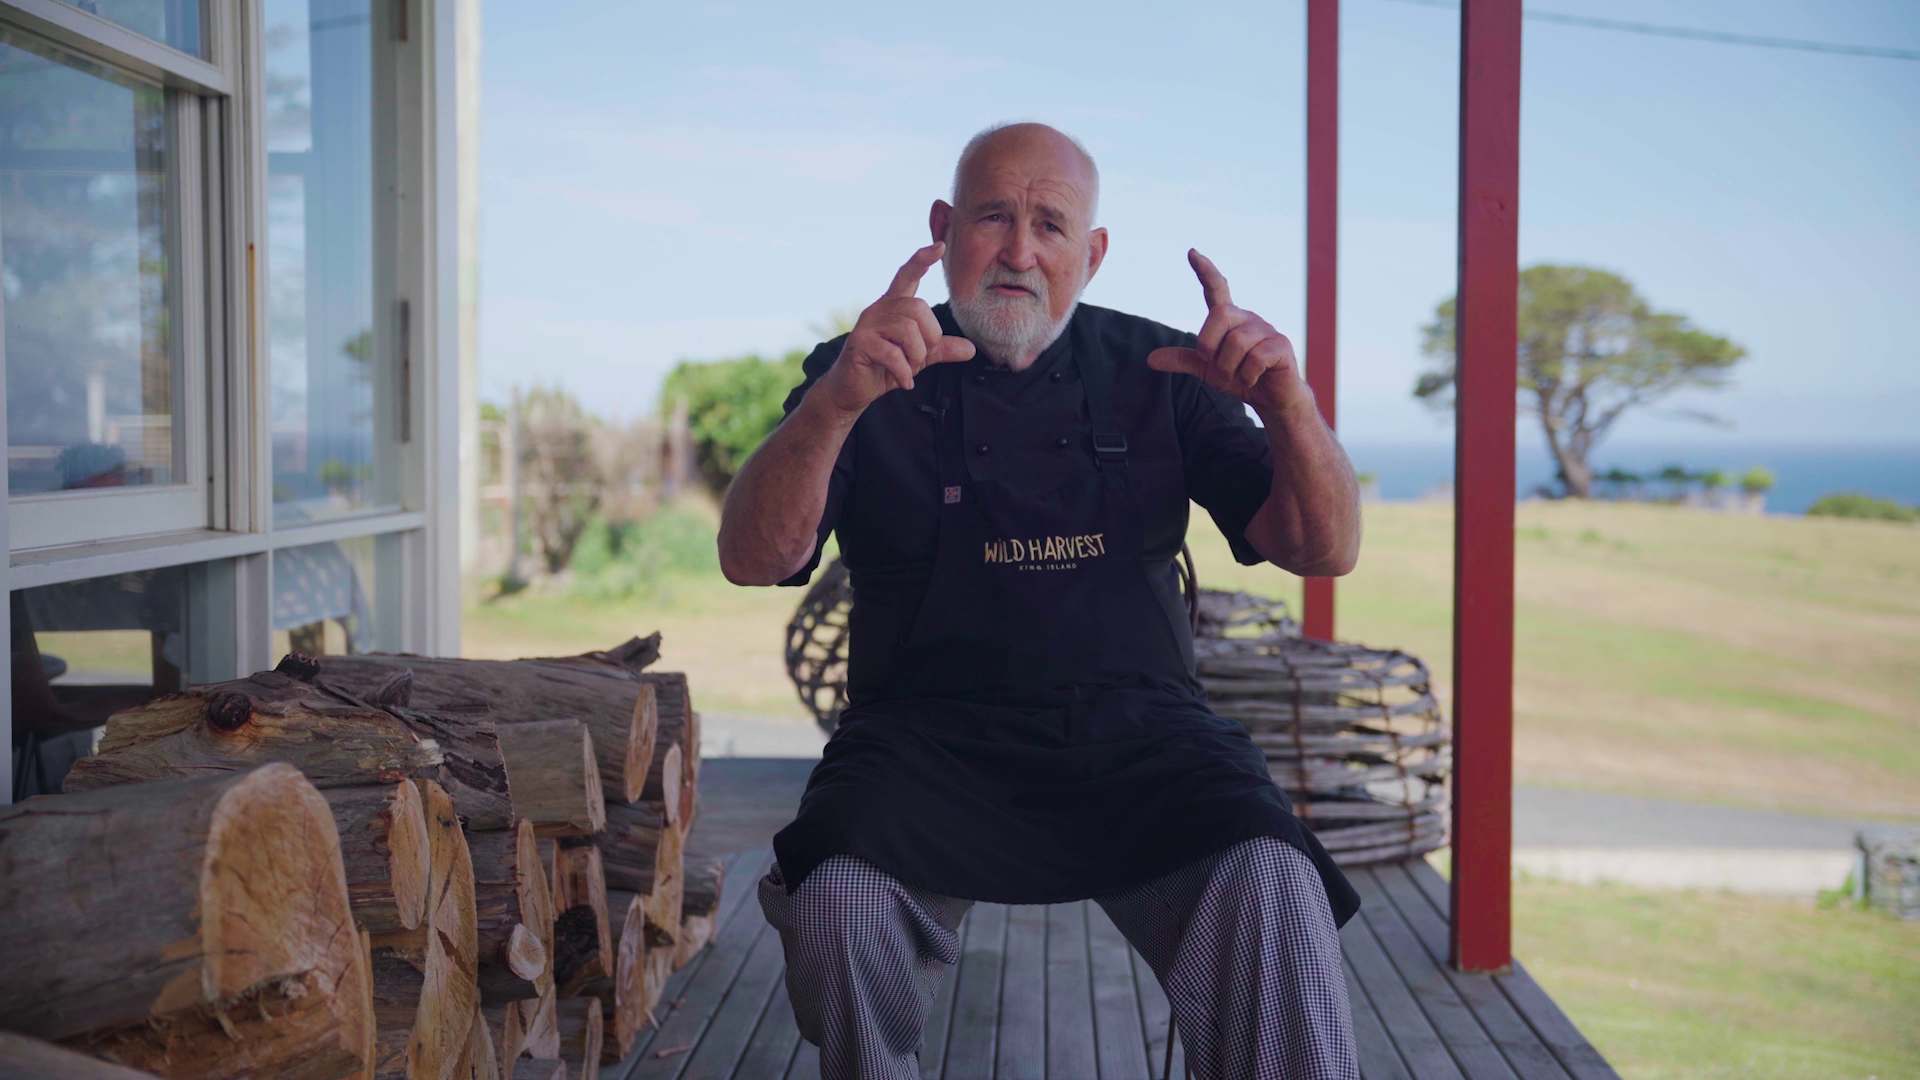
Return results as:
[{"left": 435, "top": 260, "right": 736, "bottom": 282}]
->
[{"left": 998, "top": 227, "right": 1038, "bottom": 273}]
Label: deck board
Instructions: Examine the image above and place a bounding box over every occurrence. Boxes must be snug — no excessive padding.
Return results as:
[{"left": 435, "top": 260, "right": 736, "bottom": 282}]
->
[{"left": 606, "top": 773, "right": 1617, "bottom": 1079}]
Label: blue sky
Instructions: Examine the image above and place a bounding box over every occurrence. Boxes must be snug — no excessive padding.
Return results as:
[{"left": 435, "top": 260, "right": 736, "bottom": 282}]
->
[{"left": 478, "top": 0, "right": 1919, "bottom": 446}]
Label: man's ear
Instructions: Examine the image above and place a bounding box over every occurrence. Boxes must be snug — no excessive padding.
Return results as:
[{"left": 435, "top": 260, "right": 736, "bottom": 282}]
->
[
  {"left": 930, "top": 200, "right": 953, "bottom": 244},
  {"left": 1086, "top": 227, "right": 1110, "bottom": 282}
]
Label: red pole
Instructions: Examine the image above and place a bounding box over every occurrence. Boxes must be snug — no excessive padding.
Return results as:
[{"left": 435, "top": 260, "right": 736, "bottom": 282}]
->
[
  {"left": 1450, "top": 0, "right": 1521, "bottom": 974},
  {"left": 1302, "top": 0, "right": 1339, "bottom": 642}
]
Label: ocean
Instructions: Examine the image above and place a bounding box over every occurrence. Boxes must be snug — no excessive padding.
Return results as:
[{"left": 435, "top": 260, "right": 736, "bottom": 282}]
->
[{"left": 1342, "top": 441, "right": 1920, "bottom": 515}]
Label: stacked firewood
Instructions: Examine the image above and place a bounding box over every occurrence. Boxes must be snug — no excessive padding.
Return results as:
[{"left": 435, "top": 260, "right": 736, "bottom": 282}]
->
[{"left": 0, "top": 635, "right": 724, "bottom": 1080}]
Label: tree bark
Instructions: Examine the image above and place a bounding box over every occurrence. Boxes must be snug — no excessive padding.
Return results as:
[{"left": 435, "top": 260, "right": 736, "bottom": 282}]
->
[
  {"left": 556, "top": 998, "right": 603, "bottom": 1080},
  {"left": 593, "top": 800, "right": 676, "bottom": 896},
  {"left": 467, "top": 820, "right": 554, "bottom": 1004},
  {"left": 319, "top": 644, "right": 660, "bottom": 804},
  {"left": 0, "top": 1032, "right": 163, "bottom": 1080},
  {"left": 637, "top": 674, "right": 694, "bottom": 826},
  {"left": 327, "top": 783, "right": 432, "bottom": 934},
  {"left": 62, "top": 669, "right": 513, "bottom": 831},
  {"left": 673, "top": 855, "right": 726, "bottom": 967},
  {"left": 2, "top": 765, "right": 376, "bottom": 1080},
  {"left": 496, "top": 720, "right": 606, "bottom": 838}
]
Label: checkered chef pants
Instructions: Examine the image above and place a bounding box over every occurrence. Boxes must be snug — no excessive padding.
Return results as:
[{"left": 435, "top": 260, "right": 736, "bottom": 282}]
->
[{"left": 759, "top": 837, "right": 1358, "bottom": 1080}]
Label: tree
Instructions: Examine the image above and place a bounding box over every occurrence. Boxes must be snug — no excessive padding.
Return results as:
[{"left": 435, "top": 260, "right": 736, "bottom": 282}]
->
[
  {"left": 660, "top": 350, "right": 808, "bottom": 496},
  {"left": 1415, "top": 265, "right": 1745, "bottom": 498},
  {"left": 518, "top": 386, "right": 602, "bottom": 573}
]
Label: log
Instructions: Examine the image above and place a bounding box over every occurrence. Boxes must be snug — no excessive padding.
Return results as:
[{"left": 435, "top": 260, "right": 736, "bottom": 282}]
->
[
  {"left": 327, "top": 782, "right": 432, "bottom": 934},
  {"left": 584, "top": 890, "right": 648, "bottom": 1064},
  {"left": 556, "top": 998, "right": 603, "bottom": 1080},
  {"left": 368, "top": 780, "right": 481, "bottom": 1080},
  {"left": 319, "top": 644, "right": 660, "bottom": 803},
  {"left": 673, "top": 855, "right": 727, "bottom": 967},
  {"left": 0, "top": 765, "right": 373, "bottom": 1080},
  {"left": 642, "top": 815, "right": 685, "bottom": 956},
  {"left": 594, "top": 800, "right": 675, "bottom": 895},
  {"left": 453, "top": 1005, "right": 502, "bottom": 1080},
  {"left": 637, "top": 673, "right": 693, "bottom": 813},
  {"left": 62, "top": 667, "right": 513, "bottom": 830},
  {"left": 482, "top": 1003, "right": 527, "bottom": 1069},
  {"left": 468, "top": 820, "right": 554, "bottom": 1003},
  {"left": 0, "top": 1032, "right": 163, "bottom": 1080},
  {"left": 551, "top": 843, "right": 613, "bottom": 994},
  {"left": 519, "top": 989, "right": 560, "bottom": 1061},
  {"left": 512, "top": 1060, "right": 565, "bottom": 1080},
  {"left": 496, "top": 720, "right": 606, "bottom": 838}
]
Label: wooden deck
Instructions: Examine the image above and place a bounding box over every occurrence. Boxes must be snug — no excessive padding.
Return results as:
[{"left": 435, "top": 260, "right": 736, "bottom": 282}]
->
[{"left": 631, "top": 759, "right": 1618, "bottom": 1080}]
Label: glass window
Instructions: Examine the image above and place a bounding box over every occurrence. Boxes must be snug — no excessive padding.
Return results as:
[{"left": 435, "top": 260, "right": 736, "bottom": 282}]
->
[
  {"left": 271, "top": 532, "right": 401, "bottom": 658},
  {"left": 53, "top": 0, "right": 205, "bottom": 57},
  {"left": 10, "top": 560, "right": 235, "bottom": 796},
  {"left": 265, "top": 0, "right": 395, "bottom": 526},
  {"left": 0, "top": 29, "right": 179, "bottom": 496}
]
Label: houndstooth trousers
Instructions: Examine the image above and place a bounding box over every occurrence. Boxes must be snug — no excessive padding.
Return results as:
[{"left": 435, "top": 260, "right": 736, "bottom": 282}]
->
[{"left": 759, "top": 837, "right": 1357, "bottom": 1080}]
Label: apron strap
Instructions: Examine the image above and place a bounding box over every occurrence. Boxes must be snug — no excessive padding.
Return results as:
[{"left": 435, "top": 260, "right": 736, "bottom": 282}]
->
[
  {"left": 931, "top": 363, "right": 966, "bottom": 495},
  {"left": 1073, "top": 343, "right": 1128, "bottom": 469}
]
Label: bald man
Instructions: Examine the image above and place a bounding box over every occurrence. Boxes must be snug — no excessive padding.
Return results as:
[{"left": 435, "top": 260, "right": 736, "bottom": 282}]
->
[{"left": 720, "top": 123, "right": 1362, "bottom": 1080}]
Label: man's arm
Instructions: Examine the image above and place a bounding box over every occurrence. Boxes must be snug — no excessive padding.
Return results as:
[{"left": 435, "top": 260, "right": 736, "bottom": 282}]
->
[
  {"left": 718, "top": 243, "right": 975, "bottom": 586},
  {"left": 1148, "top": 249, "right": 1360, "bottom": 577}
]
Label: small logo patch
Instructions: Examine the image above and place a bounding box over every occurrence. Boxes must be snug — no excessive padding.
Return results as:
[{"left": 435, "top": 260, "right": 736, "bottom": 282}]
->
[{"left": 943, "top": 486, "right": 963, "bottom": 505}]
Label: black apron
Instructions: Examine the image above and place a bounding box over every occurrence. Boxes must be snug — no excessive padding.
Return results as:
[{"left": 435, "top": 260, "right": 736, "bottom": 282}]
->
[{"left": 773, "top": 332, "right": 1358, "bottom": 925}]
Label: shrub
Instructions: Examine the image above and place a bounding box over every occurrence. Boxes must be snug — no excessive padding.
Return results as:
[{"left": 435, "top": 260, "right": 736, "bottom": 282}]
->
[
  {"left": 1806, "top": 493, "right": 1918, "bottom": 523},
  {"left": 660, "top": 351, "right": 809, "bottom": 496},
  {"left": 571, "top": 507, "right": 721, "bottom": 599}
]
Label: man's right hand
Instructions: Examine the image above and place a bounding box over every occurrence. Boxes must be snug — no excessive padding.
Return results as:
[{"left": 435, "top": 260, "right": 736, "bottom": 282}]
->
[{"left": 816, "top": 242, "right": 976, "bottom": 416}]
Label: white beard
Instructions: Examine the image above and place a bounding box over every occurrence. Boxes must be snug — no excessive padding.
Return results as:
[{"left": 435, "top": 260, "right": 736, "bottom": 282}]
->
[{"left": 945, "top": 262, "right": 1080, "bottom": 369}]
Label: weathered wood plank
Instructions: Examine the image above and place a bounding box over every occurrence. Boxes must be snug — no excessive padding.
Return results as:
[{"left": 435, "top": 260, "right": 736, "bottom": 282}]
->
[
  {"left": 1349, "top": 872, "right": 1518, "bottom": 1080},
  {"left": 1340, "top": 878, "right": 1466, "bottom": 1080},
  {"left": 1046, "top": 902, "right": 1099, "bottom": 1079},
  {"left": 919, "top": 908, "right": 966, "bottom": 1079},
  {"left": 1346, "top": 957, "right": 1415, "bottom": 1080},
  {"left": 1404, "top": 860, "right": 1621, "bottom": 1080},
  {"left": 997, "top": 905, "right": 1048, "bottom": 1079},
  {"left": 1132, "top": 944, "right": 1184, "bottom": 1080},
  {"left": 624, "top": 851, "right": 767, "bottom": 1071},
  {"left": 1087, "top": 904, "right": 1150, "bottom": 1080},
  {"left": 784, "top": 1042, "right": 820, "bottom": 1080},
  {"left": 941, "top": 902, "right": 1006, "bottom": 1079},
  {"left": 730, "top": 978, "right": 802, "bottom": 1080},
  {"left": 676, "top": 923, "right": 787, "bottom": 1080},
  {"left": 1373, "top": 864, "right": 1571, "bottom": 1080},
  {"left": 628, "top": 918, "right": 770, "bottom": 1080}
]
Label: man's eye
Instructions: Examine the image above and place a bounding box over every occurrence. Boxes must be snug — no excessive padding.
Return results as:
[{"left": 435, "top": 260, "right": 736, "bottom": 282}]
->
[{"left": 1044, "top": 222, "right": 1063, "bottom": 234}]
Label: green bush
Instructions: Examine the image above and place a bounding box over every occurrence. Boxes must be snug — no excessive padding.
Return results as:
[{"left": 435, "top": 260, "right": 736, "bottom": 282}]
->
[
  {"left": 1807, "top": 493, "right": 1919, "bottom": 523},
  {"left": 661, "top": 350, "right": 809, "bottom": 495},
  {"left": 571, "top": 508, "right": 721, "bottom": 599}
]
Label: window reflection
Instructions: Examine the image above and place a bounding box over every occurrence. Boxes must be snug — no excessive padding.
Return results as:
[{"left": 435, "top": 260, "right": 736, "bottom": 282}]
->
[
  {"left": 0, "top": 30, "right": 177, "bottom": 496},
  {"left": 54, "top": 0, "right": 204, "bottom": 57},
  {"left": 10, "top": 561, "right": 234, "bottom": 796},
  {"left": 266, "top": 0, "right": 391, "bottom": 523},
  {"left": 272, "top": 533, "right": 397, "bottom": 658}
]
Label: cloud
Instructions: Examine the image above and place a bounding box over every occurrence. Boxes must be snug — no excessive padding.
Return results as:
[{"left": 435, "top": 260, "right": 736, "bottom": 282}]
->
[{"left": 817, "top": 38, "right": 1003, "bottom": 84}]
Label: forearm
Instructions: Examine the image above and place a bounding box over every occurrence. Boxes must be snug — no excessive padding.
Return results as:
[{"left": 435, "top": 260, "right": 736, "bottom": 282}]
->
[
  {"left": 1243, "top": 396, "right": 1362, "bottom": 577},
  {"left": 718, "top": 387, "right": 861, "bottom": 586}
]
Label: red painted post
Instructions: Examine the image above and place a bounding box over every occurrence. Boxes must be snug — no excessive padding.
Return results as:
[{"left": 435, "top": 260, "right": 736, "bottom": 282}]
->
[
  {"left": 1449, "top": 0, "right": 1521, "bottom": 974},
  {"left": 1302, "top": 0, "right": 1339, "bottom": 642}
]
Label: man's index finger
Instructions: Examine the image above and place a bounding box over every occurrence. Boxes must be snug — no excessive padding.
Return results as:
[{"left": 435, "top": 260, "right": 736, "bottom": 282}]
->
[
  {"left": 1188, "top": 248, "right": 1233, "bottom": 310},
  {"left": 886, "top": 242, "right": 946, "bottom": 300}
]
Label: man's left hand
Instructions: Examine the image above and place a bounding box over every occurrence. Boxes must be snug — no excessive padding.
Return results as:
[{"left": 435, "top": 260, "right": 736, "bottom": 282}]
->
[{"left": 1146, "top": 250, "right": 1313, "bottom": 419}]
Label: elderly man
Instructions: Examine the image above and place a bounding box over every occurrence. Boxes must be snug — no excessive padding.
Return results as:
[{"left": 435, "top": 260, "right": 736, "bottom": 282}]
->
[{"left": 719, "top": 122, "right": 1362, "bottom": 1080}]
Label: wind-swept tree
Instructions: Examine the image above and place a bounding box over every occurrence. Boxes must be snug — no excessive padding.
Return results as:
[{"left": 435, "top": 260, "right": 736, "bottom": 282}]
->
[{"left": 1415, "top": 266, "right": 1745, "bottom": 498}]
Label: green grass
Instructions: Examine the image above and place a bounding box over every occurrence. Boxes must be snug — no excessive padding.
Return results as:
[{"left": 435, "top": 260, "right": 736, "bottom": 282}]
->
[{"left": 1514, "top": 881, "right": 1920, "bottom": 1079}]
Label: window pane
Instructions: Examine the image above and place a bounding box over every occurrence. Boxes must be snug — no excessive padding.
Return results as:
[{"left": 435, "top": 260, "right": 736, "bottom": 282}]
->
[
  {"left": 0, "top": 30, "right": 178, "bottom": 497},
  {"left": 53, "top": 0, "right": 204, "bottom": 57},
  {"left": 10, "top": 559, "right": 236, "bottom": 796},
  {"left": 271, "top": 532, "right": 400, "bottom": 658},
  {"left": 265, "top": 0, "right": 392, "bottom": 525}
]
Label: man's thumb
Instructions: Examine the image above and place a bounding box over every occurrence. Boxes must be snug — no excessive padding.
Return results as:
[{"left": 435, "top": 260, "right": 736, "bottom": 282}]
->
[{"left": 1147, "top": 346, "right": 1205, "bottom": 377}]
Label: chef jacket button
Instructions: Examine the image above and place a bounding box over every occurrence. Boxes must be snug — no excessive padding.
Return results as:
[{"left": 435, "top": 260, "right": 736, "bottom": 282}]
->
[
  {"left": 972, "top": 373, "right": 987, "bottom": 385},
  {"left": 976, "top": 443, "right": 991, "bottom": 455},
  {"left": 1049, "top": 370, "right": 1064, "bottom": 382},
  {"left": 1055, "top": 436, "right": 1070, "bottom": 449}
]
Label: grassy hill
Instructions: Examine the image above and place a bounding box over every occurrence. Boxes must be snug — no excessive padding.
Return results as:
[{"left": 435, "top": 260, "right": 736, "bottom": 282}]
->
[{"left": 468, "top": 498, "right": 1920, "bottom": 822}]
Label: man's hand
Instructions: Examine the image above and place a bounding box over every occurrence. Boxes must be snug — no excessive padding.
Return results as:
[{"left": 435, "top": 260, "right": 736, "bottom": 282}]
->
[
  {"left": 1146, "top": 249, "right": 1312, "bottom": 419},
  {"left": 817, "top": 242, "right": 976, "bottom": 416}
]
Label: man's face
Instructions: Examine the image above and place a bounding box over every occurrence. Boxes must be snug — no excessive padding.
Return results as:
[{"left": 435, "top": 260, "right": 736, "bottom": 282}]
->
[{"left": 933, "top": 129, "right": 1108, "bottom": 367}]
